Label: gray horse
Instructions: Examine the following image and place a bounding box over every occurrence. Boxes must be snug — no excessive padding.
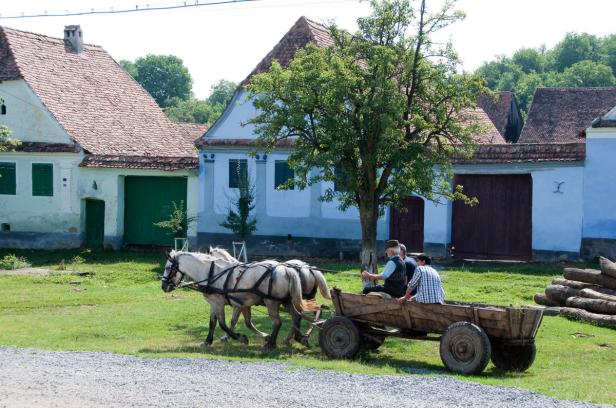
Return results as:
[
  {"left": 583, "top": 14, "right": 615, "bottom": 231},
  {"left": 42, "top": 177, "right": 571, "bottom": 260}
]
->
[
  {"left": 208, "top": 247, "right": 331, "bottom": 345},
  {"left": 161, "top": 250, "right": 307, "bottom": 349}
]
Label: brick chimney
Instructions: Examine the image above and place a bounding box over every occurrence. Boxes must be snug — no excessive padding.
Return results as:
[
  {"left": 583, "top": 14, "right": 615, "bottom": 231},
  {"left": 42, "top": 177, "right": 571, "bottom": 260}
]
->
[{"left": 64, "top": 25, "right": 83, "bottom": 53}]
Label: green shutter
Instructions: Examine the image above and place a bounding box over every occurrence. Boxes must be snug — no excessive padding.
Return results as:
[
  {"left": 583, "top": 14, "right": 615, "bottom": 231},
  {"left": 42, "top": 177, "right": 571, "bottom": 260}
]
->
[
  {"left": 0, "top": 162, "right": 16, "bottom": 195},
  {"left": 32, "top": 163, "right": 53, "bottom": 196},
  {"left": 274, "top": 161, "right": 294, "bottom": 190},
  {"left": 229, "top": 159, "right": 247, "bottom": 188}
]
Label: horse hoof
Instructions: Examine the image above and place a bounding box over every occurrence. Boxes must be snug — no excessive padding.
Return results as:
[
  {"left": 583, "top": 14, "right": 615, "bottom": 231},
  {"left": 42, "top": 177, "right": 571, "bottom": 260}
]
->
[
  {"left": 239, "top": 334, "right": 249, "bottom": 345},
  {"left": 299, "top": 337, "right": 311, "bottom": 348},
  {"left": 200, "top": 341, "right": 212, "bottom": 349},
  {"left": 220, "top": 335, "right": 230, "bottom": 342}
]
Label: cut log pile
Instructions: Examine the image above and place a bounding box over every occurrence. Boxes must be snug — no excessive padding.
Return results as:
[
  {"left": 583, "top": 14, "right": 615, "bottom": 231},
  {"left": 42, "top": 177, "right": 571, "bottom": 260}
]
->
[{"left": 534, "top": 257, "right": 616, "bottom": 329}]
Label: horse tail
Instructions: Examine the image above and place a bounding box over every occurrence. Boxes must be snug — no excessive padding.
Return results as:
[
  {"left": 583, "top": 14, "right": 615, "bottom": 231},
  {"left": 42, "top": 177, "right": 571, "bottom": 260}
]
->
[
  {"left": 288, "top": 268, "right": 306, "bottom": 312},
  {"left": 311, "top": 268, "right": 331, "bottom": 300}
]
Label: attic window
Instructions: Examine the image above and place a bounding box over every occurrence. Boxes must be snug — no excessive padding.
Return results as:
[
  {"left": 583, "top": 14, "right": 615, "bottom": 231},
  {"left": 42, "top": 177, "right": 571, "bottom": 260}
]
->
[{"left": 1, "top": 104, "right": 6, "bottom": 115}]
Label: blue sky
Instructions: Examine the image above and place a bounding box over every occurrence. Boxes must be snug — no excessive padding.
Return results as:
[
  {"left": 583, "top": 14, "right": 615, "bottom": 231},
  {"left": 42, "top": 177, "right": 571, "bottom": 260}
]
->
[{"left": 2, "top": 0, "right": 615, "bottom": 98}]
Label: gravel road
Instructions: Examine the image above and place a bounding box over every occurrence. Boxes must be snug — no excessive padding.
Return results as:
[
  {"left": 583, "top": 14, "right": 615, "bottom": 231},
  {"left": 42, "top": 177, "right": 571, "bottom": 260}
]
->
[{"left": 0, "top": 347, "right": 606, "bottom": 408}]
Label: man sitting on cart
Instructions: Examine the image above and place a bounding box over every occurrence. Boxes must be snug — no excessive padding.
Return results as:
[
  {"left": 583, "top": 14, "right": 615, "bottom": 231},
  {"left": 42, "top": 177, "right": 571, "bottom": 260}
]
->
[
  {"left": 361, "top": 240, "right": 407, "bottom": 298},
  {"left": 397, "top": 254, "right": 445, "bottom": 304}
]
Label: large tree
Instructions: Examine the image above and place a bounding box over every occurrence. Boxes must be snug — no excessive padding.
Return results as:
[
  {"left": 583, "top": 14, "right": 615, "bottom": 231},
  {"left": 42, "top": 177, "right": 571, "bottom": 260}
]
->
[
  {"left": 247, "top": 0, "right": 482, "bottom": 272},
  {"left": 121, "top": 54, "right": 193, "bottom": 107},
  {"left": 163, "top": 80, "right": 238, "bottom": 124}
]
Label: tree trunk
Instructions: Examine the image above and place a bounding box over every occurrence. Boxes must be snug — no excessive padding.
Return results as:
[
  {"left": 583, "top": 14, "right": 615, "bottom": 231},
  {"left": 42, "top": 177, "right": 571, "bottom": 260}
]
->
[
  {"left": 566, "top": 296, "right": 616, "bottom": 315},
  {"left": 544, "top": 285, "right": 581, "bottom": 304},
  {"left": 563, "top": 268, "right": 616, "bottom": 290},
  {"left": 555, "top": 307, "right": 616, "bottom": 329},
  {"left": 359, "top": 201, "right": 379, "bottom": 288},
  {"left": 579, "top": 288, "right": 616, "bottom": 302},
  {"left": 551, "top": 278, "right": 601, "bottom": 290},
  {"left": 534, "top": 293, "right": 562, "bottom": 307}
]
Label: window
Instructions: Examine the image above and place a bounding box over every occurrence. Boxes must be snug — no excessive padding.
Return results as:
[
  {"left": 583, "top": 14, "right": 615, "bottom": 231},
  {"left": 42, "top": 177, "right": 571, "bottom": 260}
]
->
[
  {"left": 228, "top": 159, "right": 248, "bottom": 188},
  {"left": 32, "top": 163, "right": 53, "bottom": 196},
  {"left": 334, "top": 166, "right": 348, "bottom": 192},
  {"left": 274, "top": 161, "right": 294, "bottom": 190},
  {"left": 0, "top": 162, "right": 16, "bottom": 195},
  {"left": 1, "top": 104, "right": 6, "bottom": 115}
]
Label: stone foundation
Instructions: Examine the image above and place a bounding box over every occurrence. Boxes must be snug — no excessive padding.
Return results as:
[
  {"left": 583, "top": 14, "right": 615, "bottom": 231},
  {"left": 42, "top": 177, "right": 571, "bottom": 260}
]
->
[{"left": 581, "top": 238, "right": 616, "bottom": 260}]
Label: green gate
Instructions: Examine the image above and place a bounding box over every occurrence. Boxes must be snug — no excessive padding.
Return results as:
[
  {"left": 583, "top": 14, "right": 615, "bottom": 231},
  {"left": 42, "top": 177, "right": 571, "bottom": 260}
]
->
[
  {"left": 85, "top": 199, "right": 105, "bottom": 247},
  {"left": 124, "top": 176, "right": 188, "bottom": 246}
]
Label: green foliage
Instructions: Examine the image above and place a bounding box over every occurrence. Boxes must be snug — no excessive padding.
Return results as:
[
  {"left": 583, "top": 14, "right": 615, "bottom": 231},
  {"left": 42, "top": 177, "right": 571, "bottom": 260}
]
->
[
  {"left": 220, "top": 167, "right": 257, "bottom": 239},
  {"left": 0, "top": 123, "right": 19, "bottom": 152},
  {"left": 153, "top": 200, "right": 195, "bottom": 238},
  {"left": 122, "top": 54, "right": 193, "bottom": 107},
  {"left": 248, "top": 0, "right": 483, "bottom": 266},
  {"left": 206, "top": 79, "right": 237, "bottom": 107},
  {"left": 164, "top": 80, "right": 237, "bottom": 124},
  {"left": 0, "top": 254, "right": 31, "bottom": 270},
  {"left": 477, "top": 31, "right": 616, "bottom": 115}
]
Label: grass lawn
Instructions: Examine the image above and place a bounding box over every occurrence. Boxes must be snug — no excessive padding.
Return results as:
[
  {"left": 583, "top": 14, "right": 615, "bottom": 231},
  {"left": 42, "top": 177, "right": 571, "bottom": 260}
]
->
[{"left": 0, "top": 249, "right": 615, "bottom": 404}]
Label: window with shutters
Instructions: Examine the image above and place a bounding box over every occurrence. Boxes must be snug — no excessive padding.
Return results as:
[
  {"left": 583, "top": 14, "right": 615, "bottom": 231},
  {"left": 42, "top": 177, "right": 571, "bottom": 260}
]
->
[
  {"left": 0, "top": 162, "right": 16, "bottom": 195},
  {"left": 274, "top": 161, "right": 294, "bottom": 190},
  {"left": 32, "top": 163, "right": 53, "bottom": 196},
  {"left": 228, "top": 159, "right": 248, "bottom": 189},
  {"left": 334, "top": 166, "right": 348, "bottom": 192}
]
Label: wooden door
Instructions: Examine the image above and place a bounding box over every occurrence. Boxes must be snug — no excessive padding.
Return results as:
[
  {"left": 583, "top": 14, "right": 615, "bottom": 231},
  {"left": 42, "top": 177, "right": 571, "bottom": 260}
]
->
[
  {"left": 124, "top": 176, "right": 187, "bottom": 246},
  {"left": 452, "top": 174, "right": 532, "bottom": 260},
  {"left": 390, "top": 196, "right": 424, "bottom": 253},
  {"left": 85, "top": 199, "right": 105, "bottom": 247}
]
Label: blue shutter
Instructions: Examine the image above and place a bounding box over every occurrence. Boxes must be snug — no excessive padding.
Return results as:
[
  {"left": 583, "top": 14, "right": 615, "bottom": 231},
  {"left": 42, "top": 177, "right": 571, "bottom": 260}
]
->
[
  {"left": 32, "top": 163, "right": 53, "bottom": 196},
  {"left": 0, "top": 162, "right": 16, "bottom": 195}
]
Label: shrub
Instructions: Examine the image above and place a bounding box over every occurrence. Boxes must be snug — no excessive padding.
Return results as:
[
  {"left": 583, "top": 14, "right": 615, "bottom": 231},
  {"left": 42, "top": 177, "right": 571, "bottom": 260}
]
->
[{"left": 0, "top": 254, "right": 31, "bottom": 270}]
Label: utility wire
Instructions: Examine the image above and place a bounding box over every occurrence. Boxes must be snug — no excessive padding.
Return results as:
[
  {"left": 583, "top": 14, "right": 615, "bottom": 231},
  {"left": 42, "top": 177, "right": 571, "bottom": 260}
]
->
[{"left": 0, "top": 0, "right": 262, "bottom": 20}]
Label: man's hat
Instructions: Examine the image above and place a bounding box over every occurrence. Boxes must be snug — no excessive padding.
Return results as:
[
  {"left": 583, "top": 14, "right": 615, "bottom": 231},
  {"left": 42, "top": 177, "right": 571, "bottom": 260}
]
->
[{"left": 386, "top": 239, "right": 400, "bottom": 249}]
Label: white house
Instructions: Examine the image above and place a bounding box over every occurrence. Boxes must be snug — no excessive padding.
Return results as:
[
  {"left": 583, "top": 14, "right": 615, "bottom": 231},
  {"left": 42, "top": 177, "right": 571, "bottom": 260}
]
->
[
  {"left": 195, "top": 17, "right": 616, "bottom": 261},
  {"left": 0, "top": 25, "right": 205, "bottom": 249}
]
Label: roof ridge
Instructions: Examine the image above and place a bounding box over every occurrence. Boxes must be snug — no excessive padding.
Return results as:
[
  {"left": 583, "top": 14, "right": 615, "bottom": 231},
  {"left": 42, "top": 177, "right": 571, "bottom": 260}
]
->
[
  {"left": 536, "top": 86, "right": 616, "bottom": 92},
  {"left": 0, "top": 25, "right": 103, "bottom": 49}
]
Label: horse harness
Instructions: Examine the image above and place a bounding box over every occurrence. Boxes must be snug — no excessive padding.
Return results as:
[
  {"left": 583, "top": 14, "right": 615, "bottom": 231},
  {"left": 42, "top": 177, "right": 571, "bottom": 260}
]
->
[
  {"left": 283, "top": 262, "right": 318, "bottom": 300},
  {"left": 169, "top": 257, "right": 291, "bottom": 306}
]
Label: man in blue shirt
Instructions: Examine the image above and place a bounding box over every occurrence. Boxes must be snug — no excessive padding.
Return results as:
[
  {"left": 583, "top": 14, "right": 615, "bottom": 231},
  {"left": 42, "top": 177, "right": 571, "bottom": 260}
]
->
[
  {"left": 361, "top": 240, "right": 407, "bottom": 298},
  {"left": 399, "top": 243, "right": 417, "bottom": 285}
]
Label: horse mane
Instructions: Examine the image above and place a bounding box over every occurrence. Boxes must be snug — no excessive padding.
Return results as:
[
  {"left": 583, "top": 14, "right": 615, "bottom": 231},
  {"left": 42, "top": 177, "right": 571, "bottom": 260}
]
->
[{"left": 209, "top": 246, "right": 237, "bottom": 262}]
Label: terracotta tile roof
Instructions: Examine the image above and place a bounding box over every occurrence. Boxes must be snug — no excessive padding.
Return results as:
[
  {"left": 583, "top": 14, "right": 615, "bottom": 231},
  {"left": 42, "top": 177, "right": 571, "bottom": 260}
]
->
[
  {"left": 519, "top": 87, "right": 616, "bottom": 143},
  {"left": 197, "top": 138, "right": 294, "bottom": 148},
  {"left": 240, "top": 16, "right": 334, "bottom": 86},
  {"left": 477, "top": 92, "right": 515, "bottom": 137},
  {"left": 174, "top": 122, "right": 209, "bottom": 146},
  {"left": 592, "top": 105, "right": 616, "bottom": 128},
  {"left": 453, "top": 142, "right": 585, "bottom": 164},
  {"left": 462, "top": 108, "right": 506, "bottom": 144},
  {"left": 80, "top": 155, "right": 198, "bottom": 171},
  {"left": 16, "top": 142, "right": 80, "bottom": 153},
  {"left": 0, "top": 26, "right": 197, "bottom": 168}
]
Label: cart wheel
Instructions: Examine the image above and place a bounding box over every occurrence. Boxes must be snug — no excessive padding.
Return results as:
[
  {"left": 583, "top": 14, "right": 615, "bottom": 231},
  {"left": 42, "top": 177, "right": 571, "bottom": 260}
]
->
[
  {"left": 491, "top": 341, "right": 536, "bottom": 372},
  {"left": 319, "top": 316, "right": 360, "bottom": 359},
  {"left": 360, "top": 332, "right": 385, "bottom": 351},
  {"left": 440, "top": 322, "right": 491, "bottom": 374}
]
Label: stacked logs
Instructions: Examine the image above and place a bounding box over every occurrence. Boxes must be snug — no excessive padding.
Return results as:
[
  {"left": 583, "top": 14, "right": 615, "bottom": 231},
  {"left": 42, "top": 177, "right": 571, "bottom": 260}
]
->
[{"left": 534, "top": 257, "right": 616, "bottom": 329}]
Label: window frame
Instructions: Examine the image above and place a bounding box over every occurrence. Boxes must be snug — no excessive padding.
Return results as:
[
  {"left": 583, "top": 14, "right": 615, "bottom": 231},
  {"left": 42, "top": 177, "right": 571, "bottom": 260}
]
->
[
  {"left": 0, "top": 162, "right": 16, "bottom": 195},
  {"left": 228, "top": 158, "right": 248, "bottom": 189},
  {"left": 31, "top": 162, "right": 54, "bottom": 197},
  {"left": 274, "top": 160, "right": 295, "bottom": 190}
]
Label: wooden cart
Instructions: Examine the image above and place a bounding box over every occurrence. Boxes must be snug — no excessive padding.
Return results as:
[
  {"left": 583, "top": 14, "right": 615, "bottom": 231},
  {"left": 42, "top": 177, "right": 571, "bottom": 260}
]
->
[{"left": 318, "top": 288, "right": 544, "bottom": 374}]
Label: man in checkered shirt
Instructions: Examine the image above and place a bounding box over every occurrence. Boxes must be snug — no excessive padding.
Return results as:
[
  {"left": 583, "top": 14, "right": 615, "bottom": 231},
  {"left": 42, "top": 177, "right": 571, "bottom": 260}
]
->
[{"left": 397, "top": 254, "right": 445, "bottom": 304}]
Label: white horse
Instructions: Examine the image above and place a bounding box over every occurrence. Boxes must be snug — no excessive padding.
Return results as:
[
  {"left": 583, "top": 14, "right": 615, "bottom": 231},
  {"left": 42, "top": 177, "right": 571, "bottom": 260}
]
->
[
  {"left": 208, "top": 247, "right": 331, "bottom": 345},
  {"left": 161, "top": 250, "right": 307, "bottom": 349}
]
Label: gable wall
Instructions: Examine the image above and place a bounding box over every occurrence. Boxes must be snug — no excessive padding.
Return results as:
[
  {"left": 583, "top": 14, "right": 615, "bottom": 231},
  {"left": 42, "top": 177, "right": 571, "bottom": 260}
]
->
[
  {"left": 0, "top": 80, "right": 72, "bottom": 144},
  {"left": 206, "top": 90, "right": 259, "bottom": 140}
]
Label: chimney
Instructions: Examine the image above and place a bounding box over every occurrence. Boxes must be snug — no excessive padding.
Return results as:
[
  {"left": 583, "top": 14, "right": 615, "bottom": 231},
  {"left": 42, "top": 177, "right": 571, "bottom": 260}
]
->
[{"left": 64, "top": 25, "right": 83, "bottom": 53}]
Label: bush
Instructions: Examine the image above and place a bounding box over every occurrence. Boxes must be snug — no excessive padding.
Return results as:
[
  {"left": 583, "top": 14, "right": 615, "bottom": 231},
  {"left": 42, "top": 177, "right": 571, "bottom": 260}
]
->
[{"left": 0, "top": 254, "right": 31, "bottom": 270}]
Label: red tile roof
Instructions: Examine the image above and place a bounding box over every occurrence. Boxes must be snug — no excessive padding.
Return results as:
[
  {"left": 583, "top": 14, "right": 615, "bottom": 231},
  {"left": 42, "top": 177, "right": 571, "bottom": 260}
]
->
[
  {"left": 477, "top": 92, "right": 516, "bottom": 137},
  {"left": 454, "top": 143, "right": 585, "bottom": 164},
  {"left": 0, "top": 26, "right": 201, "bottom": 169},
  {"left": 80, "top": 155, "right": 198, "bottom": 171},
  {"left": 240, "top": 16, "right": 334, "bottom": 86},
  {"left": 16, "top": 142, "right": 80, "bottom": 153},
  {"left": 519, "top": 87, "right": 616, "bottom": 143}
]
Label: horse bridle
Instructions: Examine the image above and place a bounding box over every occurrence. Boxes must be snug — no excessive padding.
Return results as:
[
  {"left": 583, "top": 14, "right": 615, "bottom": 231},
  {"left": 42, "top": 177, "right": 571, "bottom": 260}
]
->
[{"left": 161, "top": 254, "right": 186, "bottom": 289}]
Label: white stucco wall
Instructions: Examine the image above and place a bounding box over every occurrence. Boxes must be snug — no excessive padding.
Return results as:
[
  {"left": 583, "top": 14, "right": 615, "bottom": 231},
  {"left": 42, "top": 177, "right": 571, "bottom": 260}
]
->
[
  {"left": 265, "top": 153, "right": 310, "bottom": 218},
  {"left": 423, "top": 198, "right": 451, "bottom": 245},
  {"left": 206, "top": 90, "right": 258, "bottom": 139},
  {"left": 211, "top": 152, "right": 257, "bottom": 215},
  {"left": 0, "top": 80, "right": 72, "bottom": 143},
  {"left": 0, "top": 152, "right": 82, "bottom": 233}
]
